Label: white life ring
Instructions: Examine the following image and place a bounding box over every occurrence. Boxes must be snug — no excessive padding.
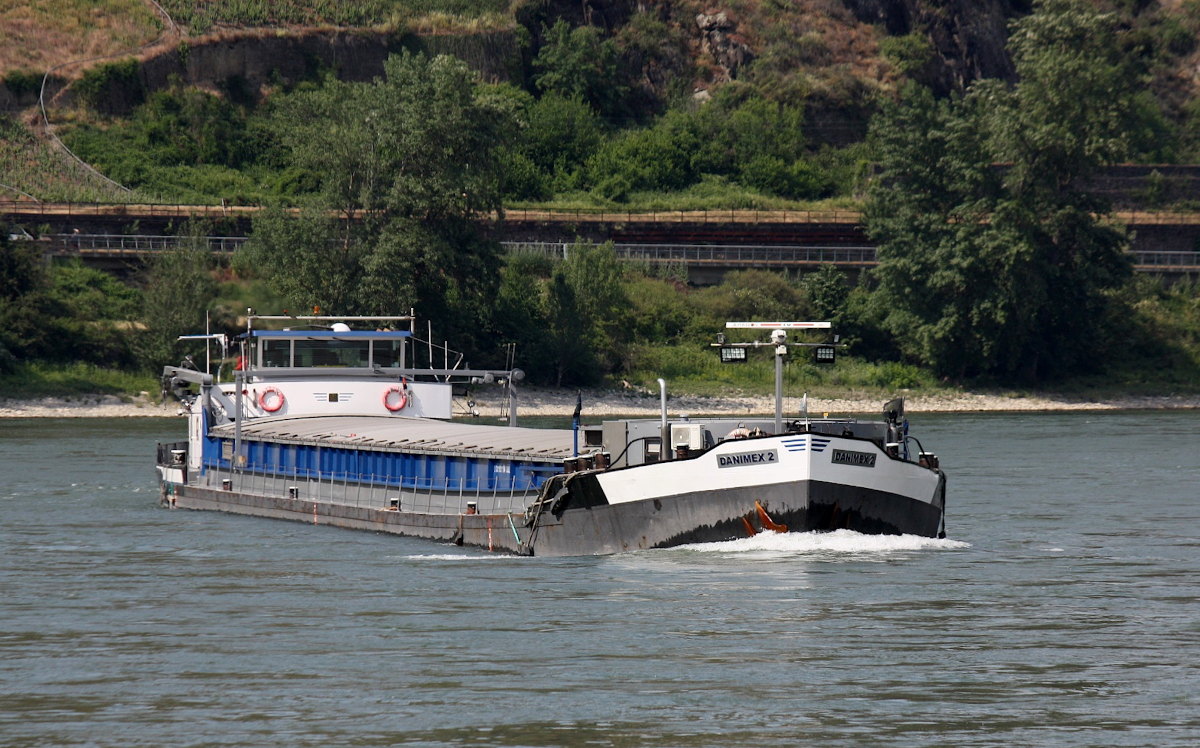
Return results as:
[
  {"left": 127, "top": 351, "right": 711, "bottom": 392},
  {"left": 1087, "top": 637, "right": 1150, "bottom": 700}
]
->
[
  {"left": 383, "top": 382, "right": 408, "bottom": 412},
  {"left": 258, "top": 386, "right": 285, "bottom": 413}
]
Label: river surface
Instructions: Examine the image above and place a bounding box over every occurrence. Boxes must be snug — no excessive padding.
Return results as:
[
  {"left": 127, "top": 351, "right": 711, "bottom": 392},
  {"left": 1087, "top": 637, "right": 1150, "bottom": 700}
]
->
[{"left": 1, "top": 413, "right": 1198, "bottom": 747}]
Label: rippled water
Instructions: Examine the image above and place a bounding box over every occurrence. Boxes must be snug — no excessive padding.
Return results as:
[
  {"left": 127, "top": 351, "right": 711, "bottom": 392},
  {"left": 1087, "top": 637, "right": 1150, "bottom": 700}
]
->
[{"left": 2, "top": 413, "right": 1199, "bottom": 747}]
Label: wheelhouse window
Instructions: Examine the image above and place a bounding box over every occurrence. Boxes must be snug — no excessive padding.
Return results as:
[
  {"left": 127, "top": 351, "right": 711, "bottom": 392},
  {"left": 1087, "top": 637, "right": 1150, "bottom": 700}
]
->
[
  {"left": 293, "top": 339, "right": 370, "bottom": 368},
  {"left": 261, "top": 339, "right": 291, "bottom": 368},
  {"left": 372, "top": 339, "right": 405, "bottom": 368}
]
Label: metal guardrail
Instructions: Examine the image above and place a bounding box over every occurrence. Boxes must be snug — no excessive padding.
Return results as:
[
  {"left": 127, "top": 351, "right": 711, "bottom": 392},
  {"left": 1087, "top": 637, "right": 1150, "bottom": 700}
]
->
[
  {"left": 500, "top": 208, "right": 865, "bottom": 224},
  {"left": 2, "top": 200, "right": 865, "bottom": 224},
  {"left": 49, "top": 234, "right": 248, "bottom": 254},
  {"left": 1132, "top": 250, "right": 1200, "bottom": 268},
  {"left": 504, "top": 242, "right": 878, "bottom": 266},
  {"left": 1, "top": 200, "right": 261, "bottom": 218},
  {"left": 508, "top": 243, "right": 1200, "bottom": 270},
  {"left": 41, "top": 234, "right": 1200, "bottom": 271},
  {"left": 9, "top": 199, "right": 1200, "bottom": 226}
]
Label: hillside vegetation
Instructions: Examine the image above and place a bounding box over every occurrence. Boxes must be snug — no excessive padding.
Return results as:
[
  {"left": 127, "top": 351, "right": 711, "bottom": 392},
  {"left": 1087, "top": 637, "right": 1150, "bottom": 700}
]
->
[
  {"left": 6, "top": 1, "right": 1200, "bottom": 207},
  {"left": 0, "top": 0, "right": 160, "bottom": 76},
  {"left": 2, "top": 0, "right": 1200, "bottom": 398}
]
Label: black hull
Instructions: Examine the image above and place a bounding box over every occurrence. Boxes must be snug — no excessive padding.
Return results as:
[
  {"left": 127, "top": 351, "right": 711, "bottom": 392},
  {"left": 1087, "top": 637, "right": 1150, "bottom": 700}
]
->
[
  {"left": 526, "top": 476, "right": 945, "bottom": 556},
  {"left": 160, "top": 471, "right": 944, "bottom": 557}
]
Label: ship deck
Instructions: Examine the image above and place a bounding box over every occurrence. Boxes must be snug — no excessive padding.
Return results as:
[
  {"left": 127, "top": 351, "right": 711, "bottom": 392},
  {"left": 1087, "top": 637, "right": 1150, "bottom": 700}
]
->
[{"left": 210, "top": 414, "right": 574, "bottom": 460}]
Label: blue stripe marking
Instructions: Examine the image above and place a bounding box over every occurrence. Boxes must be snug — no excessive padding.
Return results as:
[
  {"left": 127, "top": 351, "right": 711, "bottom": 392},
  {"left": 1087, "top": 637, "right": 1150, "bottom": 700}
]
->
[{"left": 781, "top": 437, "right": 808, "bottom": 453}]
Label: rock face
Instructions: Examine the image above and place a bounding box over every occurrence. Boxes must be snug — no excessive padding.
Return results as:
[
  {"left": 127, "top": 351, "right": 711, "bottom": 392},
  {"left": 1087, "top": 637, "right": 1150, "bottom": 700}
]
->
[
  {"left": 844, "top": 0, "right": 1021, "bottom": 92},
  {"left": 696, "top": 11, "right": 752, "bottom": 81},
  {"left": 146, "top": 30, "right": 522, "bottom": 94},
  {"left": 53, "top": 29, "right": 524, "bottom": 114}
]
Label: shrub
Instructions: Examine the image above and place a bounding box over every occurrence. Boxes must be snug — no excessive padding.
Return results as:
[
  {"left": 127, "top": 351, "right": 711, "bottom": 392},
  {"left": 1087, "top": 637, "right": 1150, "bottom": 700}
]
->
[
  {"left": 533, "top": 19, "right": 627, "bottom": 118},
  {"left": 521, "top": 93, "right": 602, "bottom": 177},
  {"left": 3, "top": 69, "right": 43, "bottom": 99},
  {"left": 499, "top": 150, "right": 551, "bottom": 200},
  {"left": 868, "top": 361, "right": 924, "bottom": 389},
  {"left": 587, "top": 116, "right": 700, "bottom": 198},
  {"left": 738, "top": 157, "right": 836, "bottom": 199},
  {"left": 879, "top": 32, "right": 935, "bottom": 77},
  {"left": 73, "top": 58, "right": 144, "bottom": 115}
]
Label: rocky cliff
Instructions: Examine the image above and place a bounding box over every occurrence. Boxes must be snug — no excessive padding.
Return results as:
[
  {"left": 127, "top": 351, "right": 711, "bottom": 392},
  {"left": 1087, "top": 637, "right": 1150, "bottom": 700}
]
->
[{"left": 845, "top": 0, "right": 1021, "bottom": 92}]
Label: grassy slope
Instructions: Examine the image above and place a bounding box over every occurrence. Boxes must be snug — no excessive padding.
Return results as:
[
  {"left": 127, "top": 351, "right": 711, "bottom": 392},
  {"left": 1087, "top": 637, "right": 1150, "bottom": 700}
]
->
[
  {"left": 0, "top": 362, "right": 159, "bottom": 399},
  {"left": 156, "top": 0, "right": 514, "bottom": 32},
  {"left": 0, "top": 0, "right": 160, "bottom": 76},
  {"left": 0, "top": 114, "right": 144, "bottom": 202},
  {"left": 10, "top": 1, "right": 1200, "bottom": 205}
]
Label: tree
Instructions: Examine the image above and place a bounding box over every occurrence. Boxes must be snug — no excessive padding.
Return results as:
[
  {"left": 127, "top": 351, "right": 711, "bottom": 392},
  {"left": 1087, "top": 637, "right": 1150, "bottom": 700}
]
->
[
  {"left": 521, "top": 93, "right": 603, "bottom": 189},
  {"left": 248, "top": 52, "right": 517, "bottom": 356},
  {"left": 547, "top": 242, "right": 629, "bottom": 385},
  {"left": 802, "top": 264, "right": 850, "bottom": 323},
  {"left": 135, "top": 228, "right": 217, "bottom": 370},
  {"left": 867, "top": 0, "right": 1137, "bottom": 380},
  {"left": 46, "top": 260, "right": 141, "bottom": 366},
  {"left": 546, "top": 270, "right": 595, "bottom": 386},
  {"left": 0, "top": 230, "right": 52, "bottom": 371},
  {"left": 492, "top": 251, "right": 555, "bottom": 381},
  {"left": 534, "top": 20, "right": 627, "bottom": 119},
  {"left": 867, "top": 85, "right": 1008, "bottom": 377}
]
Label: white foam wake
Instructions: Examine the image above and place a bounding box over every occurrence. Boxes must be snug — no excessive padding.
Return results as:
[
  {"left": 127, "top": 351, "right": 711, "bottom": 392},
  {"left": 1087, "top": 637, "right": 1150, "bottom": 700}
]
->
[
  {"left": 678, "top": 529, "right": 969, "bottom": 557},
  {"left": 397, "top": 553, "right": 509, "bottom": 561}
]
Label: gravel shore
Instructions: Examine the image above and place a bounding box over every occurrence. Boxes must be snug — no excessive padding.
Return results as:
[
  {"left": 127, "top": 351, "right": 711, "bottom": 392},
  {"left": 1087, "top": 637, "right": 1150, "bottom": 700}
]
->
[{"left": 3, "top": 387, "right": 1197, "bottom": 419}]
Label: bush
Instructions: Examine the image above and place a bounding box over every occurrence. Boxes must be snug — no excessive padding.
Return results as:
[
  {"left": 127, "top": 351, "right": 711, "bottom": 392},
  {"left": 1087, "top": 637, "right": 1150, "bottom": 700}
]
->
[
  {"left": 587, "top": 116, "right": 700, "bottom": 198},
  {"left": 533, "top": 19, "right": 627, "bottom": 118},
  {"left": 499, "top": 150, "right": 551, "bottom": 201},
  {"left": 519, "top": 93, "right": 602, "bottom": 189},
  {"left": 134, "top": 88, "right": 252, "bottom": 167},
  {"left": 3, "top": 69, "right": 43, "bottom": 99},
  {"left": 625, "top": 276, "right": 691, "bottom": 343},
  {"left": 689, "top": 269, "right": 811, "bottom": 326},
  {"left": 73, "top": 58, "right": 144, "bottom": 115},
  {"left": 737, "top": 157, "right": 834, "bottom": 199},
  {"left": 879, "top": 33, "right": 935, "bottom": 77},
  {"left": 868, "top": 361, "right": 924, "bottom": 389}
]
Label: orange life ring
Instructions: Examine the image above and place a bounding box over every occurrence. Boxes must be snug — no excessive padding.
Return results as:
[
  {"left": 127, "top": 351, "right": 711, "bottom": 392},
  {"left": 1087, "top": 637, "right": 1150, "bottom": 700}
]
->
[
  {"left": 383, "top": 382, "right": 408, "bottom": 412},
  {"left": 258, "top": 386, "right": 285, "bottom": 412}
]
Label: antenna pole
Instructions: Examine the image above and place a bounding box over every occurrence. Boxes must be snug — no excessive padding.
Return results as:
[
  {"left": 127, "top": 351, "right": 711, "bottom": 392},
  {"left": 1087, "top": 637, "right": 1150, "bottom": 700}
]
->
[{"left": 775, "top": 343, "right": 784, "bottom": 435}]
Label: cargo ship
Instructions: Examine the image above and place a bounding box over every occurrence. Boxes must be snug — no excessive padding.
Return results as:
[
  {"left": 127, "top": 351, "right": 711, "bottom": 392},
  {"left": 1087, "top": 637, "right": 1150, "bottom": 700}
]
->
[{"left": 156, "top": 315, "right": 946, "bottom": 555}]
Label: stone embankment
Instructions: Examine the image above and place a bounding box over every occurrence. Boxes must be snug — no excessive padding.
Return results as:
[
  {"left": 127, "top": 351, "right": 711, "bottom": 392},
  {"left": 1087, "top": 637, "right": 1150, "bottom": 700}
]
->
[{"left": 3, "top": 388, "right": 1197, "bottom": 419}]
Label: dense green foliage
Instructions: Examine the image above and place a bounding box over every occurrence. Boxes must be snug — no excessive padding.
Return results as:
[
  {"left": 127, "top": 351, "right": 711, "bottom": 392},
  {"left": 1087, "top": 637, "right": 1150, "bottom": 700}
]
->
[
  {"left": 867, "top": 0, "right": 1142, "bottom": 381},
  {"left": 4, "top": 229, "right": 1198, "bottom": 396},
  {"left": 135, "top": 232, "right": 220, "bottom": 370},
  {"left": 246, "top": 52, "right": 515, "bottom": 356},
  {"left": 63, "top": 82, "right": 284, "bottom": 204},
  {"left": 7, "top": 0, "right": 1200, "bottom": 396},
  {"left": 0, "top": 229, "right": 141, "bottom": 372},
  {"left": 72, "top": 58, "right": 144, "bottom": 115},
  {"left": 533, "top": 19, "right": 627, "bottom": 120},
  {"left": 10, "top": 0, "right": 1200, "bottom": 210}
]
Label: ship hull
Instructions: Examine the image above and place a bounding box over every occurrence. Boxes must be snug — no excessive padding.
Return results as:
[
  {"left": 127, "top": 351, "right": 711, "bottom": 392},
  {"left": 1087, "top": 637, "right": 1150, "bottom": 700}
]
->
[
  {"left": 159, "top": 466, "right": 944, "bottom": 557},
  {"left": 525, "top": 474, "right": 944, "bottom": 557}
]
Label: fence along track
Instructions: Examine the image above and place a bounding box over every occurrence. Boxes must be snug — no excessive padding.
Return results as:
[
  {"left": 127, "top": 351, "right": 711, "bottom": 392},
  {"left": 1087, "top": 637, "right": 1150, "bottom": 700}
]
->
[
  {"left": 41, "top": 234, "right": 1200, "bottom": 272},
  {"left": 6, "top": 201, "right": 1200, "bottom": 228}
]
